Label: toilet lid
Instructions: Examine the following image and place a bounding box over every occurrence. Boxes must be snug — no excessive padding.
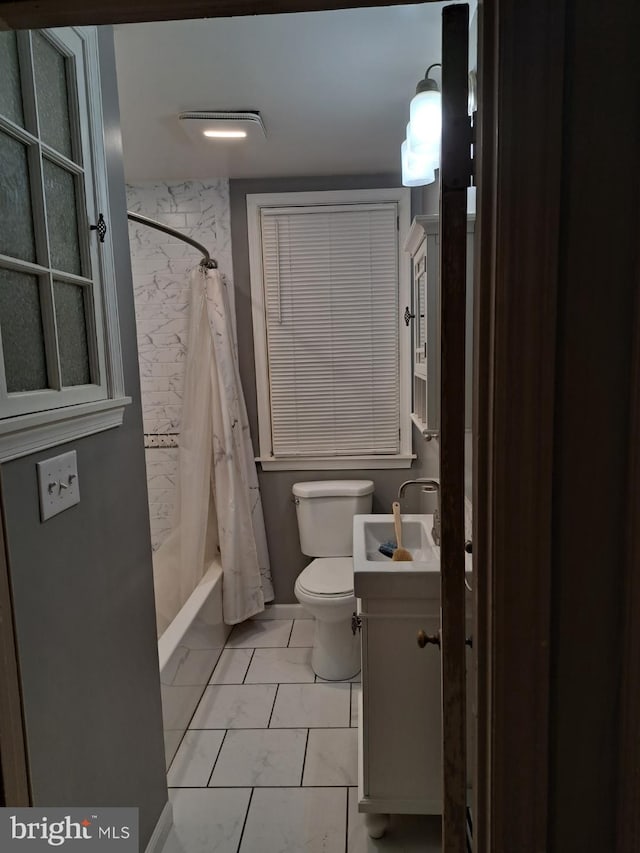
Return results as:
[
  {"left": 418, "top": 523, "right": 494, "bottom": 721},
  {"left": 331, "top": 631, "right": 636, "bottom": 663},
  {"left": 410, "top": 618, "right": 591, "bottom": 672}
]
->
[{"left": 297, "top": 558, "right": 354, "bottom": 596}]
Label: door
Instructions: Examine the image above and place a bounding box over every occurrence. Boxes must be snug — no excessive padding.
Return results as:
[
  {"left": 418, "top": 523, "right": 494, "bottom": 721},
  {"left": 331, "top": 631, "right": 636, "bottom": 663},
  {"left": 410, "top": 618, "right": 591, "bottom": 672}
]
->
[{"left": 439, "top": 4, "right": 472, "bottom": 851}]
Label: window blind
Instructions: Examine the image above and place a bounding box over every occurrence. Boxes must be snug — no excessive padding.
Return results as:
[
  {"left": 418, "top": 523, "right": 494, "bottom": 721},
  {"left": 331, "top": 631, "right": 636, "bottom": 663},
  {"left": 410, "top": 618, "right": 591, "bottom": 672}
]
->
[{"left": 260, "top": 203, "right": 400, "bottom": 457}]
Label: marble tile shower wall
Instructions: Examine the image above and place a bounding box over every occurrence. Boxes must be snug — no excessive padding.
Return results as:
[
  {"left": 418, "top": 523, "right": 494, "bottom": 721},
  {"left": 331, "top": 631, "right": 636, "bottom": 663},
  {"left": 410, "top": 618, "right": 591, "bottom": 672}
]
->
[{"left": 127, "top": 181, "right": 233, "bottom": 550}]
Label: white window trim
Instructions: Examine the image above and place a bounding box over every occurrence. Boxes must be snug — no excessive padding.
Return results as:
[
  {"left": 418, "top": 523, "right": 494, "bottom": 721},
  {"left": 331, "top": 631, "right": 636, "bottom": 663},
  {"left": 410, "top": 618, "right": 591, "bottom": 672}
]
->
[
  {"left": 247, "top": 188, "right": 413, "bottom": 471},
  {"left": 0, "top": 26, "right": 130, "bottom": 462},
  {"left": 0, "top": 398, "right": 127, "bottom": 462}
]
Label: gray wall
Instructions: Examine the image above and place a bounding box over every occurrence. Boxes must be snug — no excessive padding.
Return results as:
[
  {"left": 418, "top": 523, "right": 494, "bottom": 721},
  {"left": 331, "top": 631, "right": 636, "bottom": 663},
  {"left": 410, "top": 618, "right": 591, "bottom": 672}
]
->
[
  {"left": 230, "top": 174, "right": 439, "bottom": 602},
  {"left": 0, "top": 28, "right": 167, "bottom": 845}
]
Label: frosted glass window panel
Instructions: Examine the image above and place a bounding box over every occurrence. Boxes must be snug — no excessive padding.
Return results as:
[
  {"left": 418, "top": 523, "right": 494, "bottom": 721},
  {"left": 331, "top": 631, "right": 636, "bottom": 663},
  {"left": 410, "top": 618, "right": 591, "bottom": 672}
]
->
[
  {"left": 0, "top": 32, "right": 24, "bottom": 127},
  {"left": 43, "top": 159, "right": 82, "bottom": 275},
  {"left": 0, "top": 132, "right": 37, "bottom": 263},
  {"left": 32, "top": 31, "right": 73, "bottom": 160},
  {"left": 0, "top": 269, "right": 48, "bottom": 392},
  {"left": 54, "top": 281, "right": 91, "bottom": 386}
]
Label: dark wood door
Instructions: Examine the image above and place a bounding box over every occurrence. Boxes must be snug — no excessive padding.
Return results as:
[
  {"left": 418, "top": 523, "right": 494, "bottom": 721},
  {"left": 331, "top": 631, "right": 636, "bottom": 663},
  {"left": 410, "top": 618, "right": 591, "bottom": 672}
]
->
[{"left": 439, "top": 4, "right": 472, "bottom": 851}]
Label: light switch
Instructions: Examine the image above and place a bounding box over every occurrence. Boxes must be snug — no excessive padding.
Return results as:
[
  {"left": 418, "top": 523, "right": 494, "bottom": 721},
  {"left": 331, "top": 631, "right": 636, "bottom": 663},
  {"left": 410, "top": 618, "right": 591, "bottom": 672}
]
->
[{"left": 37, "top": 450, "right": 80, "bottom": 521}]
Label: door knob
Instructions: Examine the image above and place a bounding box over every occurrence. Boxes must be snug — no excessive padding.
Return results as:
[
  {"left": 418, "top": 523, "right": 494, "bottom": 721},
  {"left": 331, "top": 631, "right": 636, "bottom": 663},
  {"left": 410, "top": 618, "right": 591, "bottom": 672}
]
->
[{"left": 417, "top": 629, "right": 441, "bottom": 649}]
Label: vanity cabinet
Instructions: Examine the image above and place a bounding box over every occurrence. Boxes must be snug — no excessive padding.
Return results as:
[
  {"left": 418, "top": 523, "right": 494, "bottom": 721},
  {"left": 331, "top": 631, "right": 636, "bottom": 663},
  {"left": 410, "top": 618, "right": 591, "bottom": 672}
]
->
[
  {"left": 404, "top": 215, "right": 475, "bottom": 438},
  {"left": 355, "top": 580, "right": 473, "bottom": 835},
  {"left": 358, "top": 596, "right": 443, "bottom": 818}
]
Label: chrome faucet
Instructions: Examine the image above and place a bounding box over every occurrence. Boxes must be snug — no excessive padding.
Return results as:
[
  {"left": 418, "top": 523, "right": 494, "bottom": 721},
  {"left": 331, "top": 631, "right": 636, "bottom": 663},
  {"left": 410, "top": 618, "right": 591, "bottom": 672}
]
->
[{"left": 397, "top": 478, "right": 441, "bottom": 546}]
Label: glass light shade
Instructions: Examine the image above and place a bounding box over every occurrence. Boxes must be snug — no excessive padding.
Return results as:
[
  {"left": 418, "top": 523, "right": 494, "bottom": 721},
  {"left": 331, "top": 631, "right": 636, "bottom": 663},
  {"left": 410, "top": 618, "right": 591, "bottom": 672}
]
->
[
  {"left": 407, "top": 121, "right": 440, "bottom": 166},
  {"left": 401, "top": 139, "right": 436, "bottom": 187},
  {"left": 409, "top": 89, "right": 442, "bottom": 154}
]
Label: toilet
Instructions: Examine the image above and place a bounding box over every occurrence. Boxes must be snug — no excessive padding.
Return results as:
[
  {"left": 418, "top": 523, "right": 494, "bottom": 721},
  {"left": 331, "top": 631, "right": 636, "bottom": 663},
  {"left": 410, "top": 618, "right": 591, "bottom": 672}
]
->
[{"left": 292, "top": 480, "right": 374, "bottom": 681}]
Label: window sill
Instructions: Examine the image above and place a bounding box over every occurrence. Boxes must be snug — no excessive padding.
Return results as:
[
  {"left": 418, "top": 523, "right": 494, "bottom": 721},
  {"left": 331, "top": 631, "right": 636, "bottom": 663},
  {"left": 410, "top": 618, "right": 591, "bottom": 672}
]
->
[
  {"left": 256, "top": 454, "right": 416, "bottom": 471},
  {"left": 0, "top": 397, "right": 132, "bottom": 463}
]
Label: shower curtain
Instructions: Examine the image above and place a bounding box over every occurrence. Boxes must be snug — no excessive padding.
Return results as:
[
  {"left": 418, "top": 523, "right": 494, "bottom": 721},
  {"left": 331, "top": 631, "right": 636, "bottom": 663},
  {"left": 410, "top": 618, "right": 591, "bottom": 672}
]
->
[{"left": 153, "top": 267, "right": 274, "bottom": 634}]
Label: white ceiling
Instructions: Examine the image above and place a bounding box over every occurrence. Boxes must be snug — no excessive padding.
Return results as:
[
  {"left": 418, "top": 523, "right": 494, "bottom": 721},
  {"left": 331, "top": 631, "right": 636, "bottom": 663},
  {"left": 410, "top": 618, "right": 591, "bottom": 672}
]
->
[{"left": 113, "top": 3, "right": 454, "bottom": 181}]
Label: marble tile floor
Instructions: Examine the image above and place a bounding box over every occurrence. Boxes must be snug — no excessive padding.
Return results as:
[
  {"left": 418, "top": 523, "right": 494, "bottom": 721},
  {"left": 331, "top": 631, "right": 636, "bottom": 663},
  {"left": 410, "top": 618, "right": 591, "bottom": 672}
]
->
[{"left": 162, "top": 618, "right": 442, "bottom": 853}]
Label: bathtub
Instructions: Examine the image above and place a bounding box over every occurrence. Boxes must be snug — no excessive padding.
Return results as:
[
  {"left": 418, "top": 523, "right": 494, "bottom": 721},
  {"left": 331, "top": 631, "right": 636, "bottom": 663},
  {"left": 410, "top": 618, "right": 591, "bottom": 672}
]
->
[{"left": 157, "top": 562, "right": 231, "bottom": 768}]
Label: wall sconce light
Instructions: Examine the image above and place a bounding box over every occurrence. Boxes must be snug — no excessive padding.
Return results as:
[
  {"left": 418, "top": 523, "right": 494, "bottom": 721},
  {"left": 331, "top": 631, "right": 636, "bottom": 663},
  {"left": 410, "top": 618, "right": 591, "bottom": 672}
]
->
[
  {"left": 401, "top": 139, "right": 436, "bottom": 187},
  {"left": 402, "top": 63, "right": 441, "bottom": 187}
]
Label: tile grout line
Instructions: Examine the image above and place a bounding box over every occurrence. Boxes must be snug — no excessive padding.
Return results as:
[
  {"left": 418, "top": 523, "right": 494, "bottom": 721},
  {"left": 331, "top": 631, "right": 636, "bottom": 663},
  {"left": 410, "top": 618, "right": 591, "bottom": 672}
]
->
[
  {"left": 349, "top": 684, "right": 352, "bottom": 728},
  {"left": 286, "top": 620, "right": 295, "bottom": 647},
  {"left": 189, "top": 724, "right": 356, "bottom": 732},
  {"left": 266, "top": 683, "right": 279, "bottom": 728},
  {"left": 228, "top": 645, "right": 303, "bottom": 649},
  {"left": 235, "top": 787, "right": 254, "bottom": 853},
  {"left": 299, "top": 729, "right": 310, "bottom": 786},
  {"left": 344, "top": 786, "right": 350, "bottom": 853},
  {"left": 208, "top": 645, "right": 228, "bottom": 684},
  {"left": 177, "top": 726, "right": 353, "bottom": 732},
  {"left": 168, "top": 784, "right": 358, "bottom": 789},
  {"left": 203, "top": 680, "right": 318, "bottom": 687},
  {"left": 226, "top": 623, "right": 239, "bottom": 646},
  {"left": 180, "top": 680, "right": 212, "bottom": 740},
  {"left": 205, "top": 728, "right": 228, "bottom": 787},
  {"left": 242, "top": 648, "right": 256, "bottom": 685},
  {"left": 165, "top": 729, "right": 188, "bottom": 778}
]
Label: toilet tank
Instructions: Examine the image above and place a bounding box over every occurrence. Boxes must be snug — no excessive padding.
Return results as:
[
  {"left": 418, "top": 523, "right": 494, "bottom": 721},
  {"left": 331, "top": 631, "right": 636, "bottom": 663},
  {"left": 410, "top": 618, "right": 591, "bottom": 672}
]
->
[{"left": 293, "top": 480, "right": 374, "bottom": 557}]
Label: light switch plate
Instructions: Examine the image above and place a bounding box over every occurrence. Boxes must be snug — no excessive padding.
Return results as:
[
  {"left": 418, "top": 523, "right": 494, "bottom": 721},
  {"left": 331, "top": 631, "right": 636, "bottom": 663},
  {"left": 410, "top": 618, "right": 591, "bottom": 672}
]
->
[{"left": 37, "top": 450, "right": 80, "bottom": 521}]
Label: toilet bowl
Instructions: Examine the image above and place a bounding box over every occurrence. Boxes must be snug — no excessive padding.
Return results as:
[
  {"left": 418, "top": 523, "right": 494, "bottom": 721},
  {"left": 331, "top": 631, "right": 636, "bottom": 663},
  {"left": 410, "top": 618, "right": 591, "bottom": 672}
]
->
[
  {"left": 295, "top": 558, "right": 360, "bottom": 681},
  {"left": 292, "top": 481, "right": 374, "bottom": 681}
]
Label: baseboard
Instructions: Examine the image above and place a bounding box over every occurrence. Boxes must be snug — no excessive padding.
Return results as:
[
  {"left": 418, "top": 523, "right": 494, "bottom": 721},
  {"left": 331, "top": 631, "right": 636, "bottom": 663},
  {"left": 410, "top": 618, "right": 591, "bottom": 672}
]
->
[
  {"left": 144, "top": 801, "right": 173, "bottom": 853},
  {"left": 254, "top": 603, "right": 312, "bottom": 620}
]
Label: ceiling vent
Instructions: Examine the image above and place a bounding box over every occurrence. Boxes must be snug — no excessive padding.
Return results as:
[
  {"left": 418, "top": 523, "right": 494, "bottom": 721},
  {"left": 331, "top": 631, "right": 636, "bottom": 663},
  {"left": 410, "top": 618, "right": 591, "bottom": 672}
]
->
[{"left": 178, "top": 111, "right": 267, "bottom": 142}]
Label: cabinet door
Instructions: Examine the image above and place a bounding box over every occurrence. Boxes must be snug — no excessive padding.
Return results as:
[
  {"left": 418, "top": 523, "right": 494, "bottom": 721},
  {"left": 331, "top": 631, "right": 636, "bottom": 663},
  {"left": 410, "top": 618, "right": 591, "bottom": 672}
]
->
[
  {"left": 425, "top": 230, "right": 441, "bottom": 431},
  {"left": 0, "top": 28, "right": 110, "bottom": 417},
  {"left": 407, "top": 218, "right": 473, "bottom": 438},
  {"left": 0, "top": 26, "right": 127, "bottom": 461},
  {"left": 362, "top": 607, "right": 443, "bottom": 809},
  {"left": 414, "top": 252, "right": 427, "bottom": 375}
]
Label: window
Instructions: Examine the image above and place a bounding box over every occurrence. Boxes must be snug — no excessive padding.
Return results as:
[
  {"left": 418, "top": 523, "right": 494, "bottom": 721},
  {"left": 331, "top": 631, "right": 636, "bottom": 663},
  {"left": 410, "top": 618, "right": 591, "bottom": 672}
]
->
[
  {"left": 0, "top": 27, "right": 128, "bottom": 461},
  {"left": 247, "top": 189, "right": 412, "bottom": 470}
]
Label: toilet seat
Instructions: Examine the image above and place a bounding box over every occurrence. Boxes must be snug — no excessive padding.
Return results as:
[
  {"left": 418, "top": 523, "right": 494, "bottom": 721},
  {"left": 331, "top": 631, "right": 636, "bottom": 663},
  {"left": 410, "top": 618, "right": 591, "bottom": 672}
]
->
[{"left": 296, "top": 557, "right": 354, "bottom": 597}]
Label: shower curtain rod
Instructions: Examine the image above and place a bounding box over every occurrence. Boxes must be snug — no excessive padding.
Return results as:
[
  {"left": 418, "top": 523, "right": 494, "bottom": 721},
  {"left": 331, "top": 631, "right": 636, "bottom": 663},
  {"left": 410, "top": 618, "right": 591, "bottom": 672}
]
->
[{"left": 127, "top": 210, "right": 218, "bottom": 269}]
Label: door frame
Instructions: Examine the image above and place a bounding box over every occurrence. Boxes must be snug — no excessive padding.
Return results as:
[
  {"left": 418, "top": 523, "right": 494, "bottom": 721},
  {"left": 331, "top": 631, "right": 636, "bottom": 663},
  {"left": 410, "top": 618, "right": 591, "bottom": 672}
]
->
[
  {"left": 0, "top": 3, "right": 638, "bottom": 853},
  {"left": 618, "top": 255, "right": 640, "bottom": 852},
  {"left": 0, "top": 495, "right": 30, "bottom": 806},
  {"left": 472, "top": 0, "right": 565, "bottom": 849},
  {"left": 438, "top": 5, "right": 471, "bottom": 850}
]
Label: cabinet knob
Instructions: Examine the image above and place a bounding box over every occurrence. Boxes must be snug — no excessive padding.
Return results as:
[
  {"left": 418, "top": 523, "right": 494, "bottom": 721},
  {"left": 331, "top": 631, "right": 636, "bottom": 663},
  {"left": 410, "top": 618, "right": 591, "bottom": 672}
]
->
[
  {"left": 417, "top": 629, "right": 440, "bottom": 649},
  {"left": 404, "top": 306, "right": 415, "bottom": 326}
]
